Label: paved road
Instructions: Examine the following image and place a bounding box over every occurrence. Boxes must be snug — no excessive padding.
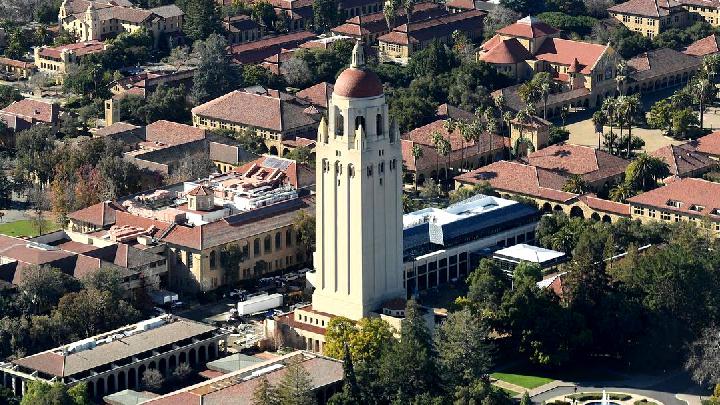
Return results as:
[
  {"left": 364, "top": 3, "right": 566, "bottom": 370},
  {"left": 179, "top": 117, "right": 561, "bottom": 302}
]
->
[{"left": 531, "top": 372, "right": 704, "bottom": 405}]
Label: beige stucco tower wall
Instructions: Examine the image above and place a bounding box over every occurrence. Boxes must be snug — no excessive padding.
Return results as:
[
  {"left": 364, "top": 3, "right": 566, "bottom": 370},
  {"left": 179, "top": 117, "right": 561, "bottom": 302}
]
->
[{"left": 311, "top": 42, "right": 405, "bottom": 320}]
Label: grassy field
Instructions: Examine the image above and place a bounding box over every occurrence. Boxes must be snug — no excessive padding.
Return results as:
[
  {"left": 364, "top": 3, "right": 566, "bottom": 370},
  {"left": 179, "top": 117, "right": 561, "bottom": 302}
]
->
[
  {"left": 491, "top": 372, "right": 554, "bottom": 389},
  {"left": 0, "top": 220, "right": 61, "bottom": 237}
]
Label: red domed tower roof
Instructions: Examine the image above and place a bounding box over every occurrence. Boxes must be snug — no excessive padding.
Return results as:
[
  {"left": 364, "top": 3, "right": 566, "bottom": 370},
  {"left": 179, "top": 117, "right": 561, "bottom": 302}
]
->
[{"left": 333, "top": 41, "right": 383, "bottom": 98}]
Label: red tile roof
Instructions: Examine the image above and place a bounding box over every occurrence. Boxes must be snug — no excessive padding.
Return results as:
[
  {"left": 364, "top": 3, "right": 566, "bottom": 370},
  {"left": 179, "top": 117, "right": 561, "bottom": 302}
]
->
[
  {"left": 38, "top": 40, "right": 105, "bottom": 59},
  {"left": 524, "top": 144, "right": 629, "bottom": 183},
  {"left": 496, "top": 16, "right": 559, "bottom": 38},
  {"left": 1, "top": 99, "right": 58, "bottom": 124},
  {"left": 145, "top": 120, "right": 206, "bottom": 146},
  {"left": 650, "top": 143, "right": 715, "bottom": 178},
  {"left": 0, "top": 57, "right": 34, "bottom": 69},
  {"left": 447, "top": 0, "right": 475, "bottom": 9},
  {"left": 684, "top": 34, "right": 720, "bottom": 57},
  {"left": 454, "top": 160, "right": 578, "bottom": 202},
  {"left": 628, "top": 177, "right": 720, "bottom": 217},
  {"left": 578, "top": 194, "right": 630, "bottom": 216},
  {"left": 229, "top": 31, "right": 316, "bottom": 64},
  {"left": 191, "top": 89, "right": 317, "bottom": 133},
  {"left": 68, "top": 201, "right": 126, "bottom": 227},
  {"left": 296, "top": 82, "right": 333, "bottom": 109},
  {"left": 534, "top": 38, "right": 608, "bottom": 75},
  {"left": 479, "top": 37, "right": 534, "bottom": 64},
  {"left": 378, "top": 9, "right": 485, "bottom": 45},
  {"left": 608, "top": 0, "right": 681, "bottom": 18},
  {"left": 691, "top": 130, "right": 720, "bottom": 156}
]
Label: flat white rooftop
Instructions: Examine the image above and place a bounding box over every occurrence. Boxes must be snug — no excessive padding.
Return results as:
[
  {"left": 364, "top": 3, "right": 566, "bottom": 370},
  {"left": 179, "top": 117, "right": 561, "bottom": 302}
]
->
[{"left": 493, "top": 243, "right": 565, "bottom": 264}]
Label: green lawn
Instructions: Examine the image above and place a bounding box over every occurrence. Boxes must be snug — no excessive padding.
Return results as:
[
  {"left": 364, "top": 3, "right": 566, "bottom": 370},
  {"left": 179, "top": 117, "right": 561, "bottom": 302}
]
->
[
  {"left": 491, "top": 372, "right": 554, "bottom": 389},
  {"left": 0, "top": 220, "right": 61, "bottom": 237},
  {"left": 500, "top": 387, "right": 521, "bottom": 397}
]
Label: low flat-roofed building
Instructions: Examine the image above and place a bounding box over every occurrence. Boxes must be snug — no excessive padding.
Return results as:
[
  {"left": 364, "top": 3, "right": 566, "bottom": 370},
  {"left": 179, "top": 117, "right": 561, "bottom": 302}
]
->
[
  {"left": 492, "top": 243, "right": 566, "bottom": 273},
  {"left": 0, "top": 315, "right": 228, "bottom": 399},
  {"left": 143, "top": 351, "right": 343, "bottom": 404},
  {"left": 402, "top": 194, "right": 541, "bottom": 292},
  {"left": 205, "top": 352, "right": 264, "bottom": 374},
  {"left": 628, "top": 177, "right": 720, "bottom": 233}
]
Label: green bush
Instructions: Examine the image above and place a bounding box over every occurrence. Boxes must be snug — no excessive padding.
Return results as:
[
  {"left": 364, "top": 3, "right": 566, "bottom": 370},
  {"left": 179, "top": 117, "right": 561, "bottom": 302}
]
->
[
  {"left": 634, "top": 400, "right": 657, "bottom": 405},
  {"left": 545, "top": 401, "right": 571, "bottom": 405},
  {"left": 568, "top": 393, "right": 632, "bottom": 401}
]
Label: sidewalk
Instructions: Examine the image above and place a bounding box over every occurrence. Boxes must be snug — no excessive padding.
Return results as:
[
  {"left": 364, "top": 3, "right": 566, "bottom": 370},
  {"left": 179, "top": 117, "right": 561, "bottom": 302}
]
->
[{"left": 676, "top": 393, "right": 703, "bottom": 405}]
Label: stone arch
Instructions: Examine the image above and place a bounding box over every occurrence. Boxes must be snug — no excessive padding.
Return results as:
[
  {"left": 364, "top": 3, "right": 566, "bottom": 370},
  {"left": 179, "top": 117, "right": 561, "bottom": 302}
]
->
[
  {"left": 282, "top": 148, "right": 289, "bottom": 156},
  {"left": 138, "top": 365, "right": 147, "bottom": 387},
  {"left": 376, "top": 113, "right": 383, "bottom": 136},
  {"left": 128, "top": 368, "right": 137, "bottom": 389},
  {"left": 417, "top": 173, "right": 425, "bottom": 185},
  {"left": 570, "top": 206, "right": 584, "bottom": 218},
  {"left": 169, "top": 354, "right": 177, "bottom": 370},
  {"left": 96, "top": 377, "right": 105, "bottom": 398},
  {"left": 602, "top": 214, "right": 612, "bottom": 223},
  {"left": 591, "top": 212, "right": 601, "bottom": 221},
  {"left": 179, "top": 351, "right": 187, "bottom": 364},
  {"left": 199, "top": 345, "right": 207, "bottom": 363},
  {"left": 355, "top": 115, "right": 365, "bottom": 130},
  {"left": 159, "top": 358, "right": 167, "bottom": 376},
  {"left": 209, "top": 250, "right": 216, "bottom": 268},
  {"left": 118, "top": 371, "right": 126, "bottom": 391},
  {"left": 269, "top": 146, "right": 279, "bottom": 155},
  {"left": 542, "top": 202, "right": 552, "bottom": 213},
  {"left": 553, "top": 204, "right": 563, "bottom": 212},
  {"left": 86, "top": 380, "right": 95, "bottom": 398},
  {"left": 189, "top": 348, "right": 197, "bottom": 365},
  {"left": 209, "top": 342, "right": 217, "bottom": 360},
  {"left": 107, "top": 374, "right": 116, "bottom": 394},
  {"left": 149, "top": 360, "right": 156, "bottom": 370},
  {"left": 430, "top": 170, "right": 437, "bottom": 180}
]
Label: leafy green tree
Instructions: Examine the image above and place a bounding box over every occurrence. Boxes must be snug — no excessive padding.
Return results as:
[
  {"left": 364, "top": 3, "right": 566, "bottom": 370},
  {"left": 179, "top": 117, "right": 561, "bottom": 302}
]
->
[
  {"left": 624, "top": 153, "right": 669, "bottom": 192},
  {"left": 463, "top": 259, "right": 510, "bottom": 313},
  {"left": 53, "top": 289, "right": 141, "bottom": 339},
  {"left": 671, "top": 108, "right": 700, "bottom": 139},
  {"left": 242, "top": 64, "right": 286, "bottom": 89},
  {"left": 276, "top": 356, "right": 316, "bottom": 405},
  {"left": 286, "top": 146, "right": 314, "bottom": 165},
  {"left": 0, "top": 386, "right": 18, "bottom": 405},
  {"left": 252, "top": 1, "right": 278, "bottom": 30},
  {"left": 312, "top": 0, "right": 342, "bottom": 33},
  {"left": 499, "top": 0, "right": 544, "bottom": 14},
  {"left": 142, "top": 368, "right": 164, "bottom": 391},
  {"left": 82, "top": 267, "right": 125, "bottom": 301},
  {"left": 514, "top": 261, "right": 542, "bottom": 283},
  {"left": 229, "top": 128, "right": 269, "bottom": 155},
  {"left": 324, "top": 317, "right": 358, "bottom": 359},
  {"left": 293, "top": 210, "right": 315, "bottom": 264},
  {"left": 686, "top": 325, "right": 720, "bottom": 385},
  {"left": 143, "top": 85, "right": 190, "bottom": 124},
  {"left": 407, "top": 40, "right": 459, "bottom": 78},
  {"left": 14, "top": 125, "right": 56, "bottom": 185},
  {"left": 0, "top": 85, "right": 22, "bottom": 109},
  {"left": 191, "top": 34, "right": 239, "bottom": 105},
  {"left": 562, "top": 174, "right": 588, "bottom": 194},
  {"left": 19, "top": 265, "right": 81, "bottom": 314},
  {"left": 435, "top": 309, "right": 494, "bottom": 388},
  {"left": 183, "top": 0, "right": 222, "bottom": 40}
]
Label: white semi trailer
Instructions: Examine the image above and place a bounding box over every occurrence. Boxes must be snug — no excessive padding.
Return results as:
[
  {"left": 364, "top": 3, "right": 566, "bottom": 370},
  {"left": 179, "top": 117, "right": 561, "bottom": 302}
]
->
[{"left": 237, "top": 293, "right": 283, "bottom": 316}]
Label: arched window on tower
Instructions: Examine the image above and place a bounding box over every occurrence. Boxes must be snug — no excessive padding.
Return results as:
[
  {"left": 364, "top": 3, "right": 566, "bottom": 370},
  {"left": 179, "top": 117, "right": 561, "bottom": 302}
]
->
[
  {"left": 376, "top": 114, "right": 383, "bottom": 137},
  {"left": 355, "top": 116, "right": 365, "bottom": 131},
  {"left": 335, "top": 108, "right": 344, "bottom": 135}
]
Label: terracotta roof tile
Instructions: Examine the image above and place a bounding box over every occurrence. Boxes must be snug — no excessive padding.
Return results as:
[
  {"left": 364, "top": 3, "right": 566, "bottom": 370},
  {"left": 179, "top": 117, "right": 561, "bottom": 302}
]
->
[
  {"left": 145, "top": 120, "right": 206, "bottom": 146},
  {"left": 191, "top": 90, "right": 317, "bottom": 133},
  {"left": 535, "top": 38, "right": 607, "bottom": 75},
  {"left": 379, "top": 9, "right": 484, "bottom": 45},
  {"left": 229, "top": 31, "right": 316, "bottom": 64},
  {"left": 454, "top": 160, "right": 578, "bottom": 202},
  {"left": 1, "top": 99, "right": 58, "bottom": 124},
  {"left": 38, "top": 40, "right": 104, "bottom": 59},
  {"left": 651, "top": 143, "right": 715, "bottom": 178},
  {"left": 496, "top": 16, "right": 559, "bottom": 38},
  {"left": 479, "top": 37, "right": 534, "bottom": 64},
  {"left": 296, "top": 82, "right": 333, "bottom": 109},
  {"left": 684, "top": 34, "right": 720, "bottom": 57},
  {"left": 627, "top": 48, "right": 701, "bottom": 81},
  {"left": 68, "top": 201, "right": 126, "bottom": 227},
  {"left": 690, "top": 130, "right": 720, "bottom": 156},
  {"left": 524, "top": 144, "right": 629, "bottom": 183},
  {"left": 578, "top": 193, "right": 630, "bottom": 215},
  {"left": 0, "top": 57, "right": 34, "bottom": 69},
  {"left": 608, "top": 0, "right": 681, "bottom": 17},
  {"left": 628, "top": 177, "right": 720, "bottom": 217}
]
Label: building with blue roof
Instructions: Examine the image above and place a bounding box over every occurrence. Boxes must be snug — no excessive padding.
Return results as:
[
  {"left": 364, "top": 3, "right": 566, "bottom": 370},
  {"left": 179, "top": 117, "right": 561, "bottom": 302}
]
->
[{"left": 402, "top": 194, "right": 541, "bottom": 293}]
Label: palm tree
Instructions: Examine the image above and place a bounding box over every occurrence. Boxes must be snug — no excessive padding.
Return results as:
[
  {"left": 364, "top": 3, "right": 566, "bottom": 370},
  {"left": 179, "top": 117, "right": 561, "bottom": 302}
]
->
[
  {"left": 694, "top": 78, "right": 711, "bottom": 130},
  {"left": 534, "top": 72, "right": 553, "bottom": 120},
  {"left": 601, "top": 98, "right": 617, "bottom": 154},
  {"left": 562, "top": 174, "right": 588, "bottom": 194},
  {"left": 431, "top": 130, "right": 443, "bottom": 181},
  {"left": 592, "top": 110, "right": 606, "bottom": 150},
  {"left": 609, "top": 181, "right": 634, "bottom": 203},
  {"left": 485, "top": 114, "right": 498, "bottom": 164},
  {"left": 411, "top": 144, "right": 423, "bottom": 191},
  {"left": 518, "top": 80, "right": 540, "bottom": 116},
  {"left": 434, "top": 135, "right": 452, "bottom": 188},
  {"left": 626, "top": 153, "right": 670, "bottom": 192},
  {"left": 623, "top": 94, "right": 641, "bottom": 158},
  {"left": 445, "top": 119, "right": 463, "bottom": 171},
  {"left": 513, "top": 109, "right": 535, "bottom": 158},
  {"left": 493, "top": 95, "right": 505, "bottom": 133},
  {"left": 615, "top": 60, "right": 627, "bottom": 95}
]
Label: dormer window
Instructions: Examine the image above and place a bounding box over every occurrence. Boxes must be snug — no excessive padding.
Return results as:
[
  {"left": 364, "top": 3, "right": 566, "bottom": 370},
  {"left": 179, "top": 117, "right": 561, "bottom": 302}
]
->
[
  {"left": 689, "top": 204, "right": 704, "bottom": 212},
  {"left": 711, "top": 208, "right": 720, "bottom": 216},
  {"left": 666, "top": 199, "right": 682, "bottom": 208}
]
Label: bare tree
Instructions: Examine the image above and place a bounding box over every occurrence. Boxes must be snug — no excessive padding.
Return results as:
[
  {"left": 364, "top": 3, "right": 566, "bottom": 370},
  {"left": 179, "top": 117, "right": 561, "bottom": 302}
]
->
[
  {"left": 142, "top": 369, "right": 164, "bottom": 391},
  {"left": 584, "top": 0, "right": 614, "bottom": 18},
  {"left": 172, "top": 362, "right": 193, "bottom": 381},
  {"left": 483, "top": 6, "right": 520, "bottom": 39},
  {"left": 685, "top": 325, "right": 720, "bottom": 386},
  {"left": 281, "top": 57, "right": 313, "bottom": 88},
  {"left": 27, "top": 185, "right": 50, "bottom": 235}
]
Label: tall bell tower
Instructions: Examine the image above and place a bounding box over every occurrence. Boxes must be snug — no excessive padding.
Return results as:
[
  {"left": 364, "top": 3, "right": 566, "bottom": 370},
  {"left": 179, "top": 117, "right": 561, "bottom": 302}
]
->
[{"left": 311, "top": 41, "right": 404, "bottom": 320}]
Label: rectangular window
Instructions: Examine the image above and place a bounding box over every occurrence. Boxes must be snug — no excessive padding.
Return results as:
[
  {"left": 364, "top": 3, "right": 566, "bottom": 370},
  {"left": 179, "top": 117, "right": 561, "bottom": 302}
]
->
[{"left": 661, "top": 212, "right": 671, "bottom": 221}]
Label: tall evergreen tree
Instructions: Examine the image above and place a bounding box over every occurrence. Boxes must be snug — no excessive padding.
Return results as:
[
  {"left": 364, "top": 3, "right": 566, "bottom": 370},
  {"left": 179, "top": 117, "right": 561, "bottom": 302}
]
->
[
  {"left": 276, "top": 356, "right": 316, "bottom": 405},
  {"left": 252, "top": 376, "right": 277, "bottom": 405},
  {"left": 183, "top": 0, "right": 221, "bottom": 41},
  {"left": 191, "top": 34, "right": 240, "bottom": 105}
]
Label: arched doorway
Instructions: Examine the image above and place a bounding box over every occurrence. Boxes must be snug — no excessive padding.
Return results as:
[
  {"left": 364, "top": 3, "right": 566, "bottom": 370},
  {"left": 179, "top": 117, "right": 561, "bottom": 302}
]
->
[
  {"left": 602, "top": 215, "right": 612, "bottom": 223},
  {"left": 542, "top": 202, "right": 552, "bottom": 213},
  {"left": 209, "top": 343, "right": 217, "bottom": 360},
  {"left": 96, "top": 378, "right": 105, "bottom": 398},
  {"left": 199, "top": 345, "right": 207, "bottom": 363},
  {"left": 107, "top": 374, "right": 116, "bottom": 394},
  {"left": 179, "top": 352, "right": 187, "bottom": 364},
  {"left": 189, "top": 348, "right": 197, "bottom": 366},
  {"left": 138, "top": 365, "right": 146, "bottom": 387},
  {"left": 169, "top": 354, "right": 177, "bottom": 371},
  {"left": 128, "top": 368, "right": 137, "bottom": 389},
  {"left": 159, "top": 358, "right": 167, "bottom": 376},
  {"left": 269, "top": 146, "right": 278, "bottom": 155},
  {"left": 553, "top": 204, "right": 563, "bottom": 212},
  {"left": 570, "top": 206, "right": 584, "bottom": 218},
  {"left": 87, "top": 381, "right": 95, "bottom": 398},
  {"left": 591, "top": 212, "right": 601, "bottom": 221},
  {"left": 118, "top": 371, "right": 126, "bottom": 391}
]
